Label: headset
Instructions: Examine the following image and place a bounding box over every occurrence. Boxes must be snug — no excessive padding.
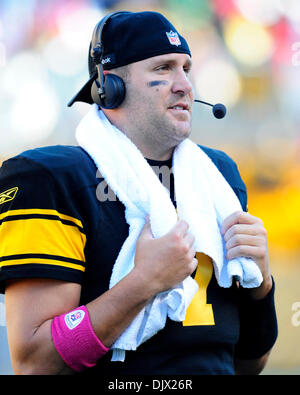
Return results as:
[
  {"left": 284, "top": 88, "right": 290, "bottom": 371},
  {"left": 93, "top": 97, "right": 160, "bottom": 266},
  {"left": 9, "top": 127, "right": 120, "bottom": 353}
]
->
[{"left": 90, "top": 11, "right": 129, "bottom": 109}]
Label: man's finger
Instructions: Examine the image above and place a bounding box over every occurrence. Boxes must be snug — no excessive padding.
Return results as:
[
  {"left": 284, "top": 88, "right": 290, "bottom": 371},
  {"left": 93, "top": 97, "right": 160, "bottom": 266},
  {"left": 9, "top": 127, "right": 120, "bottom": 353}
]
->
[
  {"left": 171, "top": 219, "right": 189, "bottom": 237},
  {"left": 226, "top": 244, "right": 266, "bottom": 261},
  {"left": 183, "top": 232, "right": 195, "bottom": 249},
  {"left": 223, "top": 224, "right": 260, "bottom": 242},
  {"left": 221, "top": 211, "right": 260, "bottom": 235},
  {"left": 225, "top": 233, "right": 265, "bottom": 250}
]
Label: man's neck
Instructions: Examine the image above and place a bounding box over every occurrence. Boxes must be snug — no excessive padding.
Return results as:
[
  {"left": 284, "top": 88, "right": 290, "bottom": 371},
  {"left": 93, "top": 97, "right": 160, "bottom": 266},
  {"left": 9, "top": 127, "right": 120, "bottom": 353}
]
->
[{"left": 142, "top": 149, "right": 174, "bottom": 161}]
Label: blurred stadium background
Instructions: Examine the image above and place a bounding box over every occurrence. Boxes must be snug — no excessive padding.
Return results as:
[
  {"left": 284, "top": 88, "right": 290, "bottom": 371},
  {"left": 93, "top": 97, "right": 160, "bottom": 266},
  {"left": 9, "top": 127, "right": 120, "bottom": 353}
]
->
[{"left": 0, "top": 0, "right": 300, "bottom": 375}]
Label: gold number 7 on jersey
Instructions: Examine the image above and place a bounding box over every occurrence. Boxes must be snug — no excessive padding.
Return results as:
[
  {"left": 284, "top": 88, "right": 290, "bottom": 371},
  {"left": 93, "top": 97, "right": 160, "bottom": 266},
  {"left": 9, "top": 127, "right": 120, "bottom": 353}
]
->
[{"left": 183, "top": 252, "right": 215, "bottom": 326}]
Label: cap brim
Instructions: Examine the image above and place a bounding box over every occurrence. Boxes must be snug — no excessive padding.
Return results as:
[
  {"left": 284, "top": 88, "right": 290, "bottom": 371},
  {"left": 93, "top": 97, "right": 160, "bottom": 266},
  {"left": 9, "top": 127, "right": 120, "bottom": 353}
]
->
[{"left": 67, "top": 73, "right": 97, "bottom": 107}]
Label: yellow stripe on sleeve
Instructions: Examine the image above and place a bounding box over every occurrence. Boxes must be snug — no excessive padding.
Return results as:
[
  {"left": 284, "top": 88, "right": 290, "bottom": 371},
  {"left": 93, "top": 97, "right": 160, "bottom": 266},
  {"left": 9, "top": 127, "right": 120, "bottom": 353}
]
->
[
  {"left": 0, "top": 209, "right": 84, "bottom": 229},
  {"left": 0, "top": 213, "right": 86, "bottom": 267},
  {"left": 0, "top": 258, "right": 85, "bottom": 272}
]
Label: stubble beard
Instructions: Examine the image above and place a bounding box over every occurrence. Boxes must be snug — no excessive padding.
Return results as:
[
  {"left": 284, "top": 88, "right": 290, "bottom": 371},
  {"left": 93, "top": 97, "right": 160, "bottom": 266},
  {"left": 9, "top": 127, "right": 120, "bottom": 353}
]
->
[
  {"left": 126, "top": 101, "right": 192, "bottom": 154},
  {"left": 149, "top": 113, "right": 191, "bottom": 148}
]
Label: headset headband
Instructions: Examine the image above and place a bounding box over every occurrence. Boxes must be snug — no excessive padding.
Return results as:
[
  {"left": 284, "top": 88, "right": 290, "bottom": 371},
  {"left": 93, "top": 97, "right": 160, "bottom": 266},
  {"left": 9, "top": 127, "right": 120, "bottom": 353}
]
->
[{"left": 91, "top": 11, "right": 131, "bottom": 65}]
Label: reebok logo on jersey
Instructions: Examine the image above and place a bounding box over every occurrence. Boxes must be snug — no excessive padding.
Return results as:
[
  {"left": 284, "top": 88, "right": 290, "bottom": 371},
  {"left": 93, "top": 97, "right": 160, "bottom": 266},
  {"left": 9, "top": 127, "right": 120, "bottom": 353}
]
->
[{"left": 0, "top": 187, "right": 18, "bottom": 205}]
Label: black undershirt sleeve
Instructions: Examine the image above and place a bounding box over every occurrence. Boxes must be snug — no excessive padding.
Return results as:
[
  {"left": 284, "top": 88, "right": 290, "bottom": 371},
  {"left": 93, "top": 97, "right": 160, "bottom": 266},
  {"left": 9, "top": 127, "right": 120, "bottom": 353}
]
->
[{"left": 234, "top": 277, "right": 278, "bottom": 359}]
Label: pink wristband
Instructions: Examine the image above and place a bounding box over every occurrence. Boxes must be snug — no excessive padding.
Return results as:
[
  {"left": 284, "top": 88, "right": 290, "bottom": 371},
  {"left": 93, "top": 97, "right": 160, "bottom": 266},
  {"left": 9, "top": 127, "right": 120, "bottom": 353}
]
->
[{"left": 51, "top": 305, "right": 109, "bottom": 372}]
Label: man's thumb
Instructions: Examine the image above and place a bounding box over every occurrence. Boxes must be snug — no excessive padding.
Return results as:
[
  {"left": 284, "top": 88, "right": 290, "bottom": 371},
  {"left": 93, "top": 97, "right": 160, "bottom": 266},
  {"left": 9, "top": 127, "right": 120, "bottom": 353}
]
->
[{"left": 139, "top": 216, "right": 153, "bottom": 239}]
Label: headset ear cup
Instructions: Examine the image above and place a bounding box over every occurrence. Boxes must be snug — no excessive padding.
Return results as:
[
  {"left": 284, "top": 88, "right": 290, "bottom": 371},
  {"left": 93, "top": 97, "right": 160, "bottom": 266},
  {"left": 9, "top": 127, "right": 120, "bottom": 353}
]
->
[
  {"left": 101, "top": 74, "right": 126, "bottom": 109},
  {"left": 91, "top": 74, "right": 126, "bottom": 109}
]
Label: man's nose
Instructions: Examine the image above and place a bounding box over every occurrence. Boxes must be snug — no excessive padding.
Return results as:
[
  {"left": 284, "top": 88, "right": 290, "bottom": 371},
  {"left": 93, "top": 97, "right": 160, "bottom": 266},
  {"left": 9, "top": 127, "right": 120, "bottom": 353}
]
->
[{"left": 172, "top": 69, "right": 193, "bottom": 96}]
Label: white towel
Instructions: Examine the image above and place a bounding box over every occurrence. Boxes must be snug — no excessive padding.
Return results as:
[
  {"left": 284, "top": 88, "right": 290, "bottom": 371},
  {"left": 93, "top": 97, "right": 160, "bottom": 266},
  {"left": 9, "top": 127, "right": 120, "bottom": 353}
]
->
[{"left": 76, "top": 104, "right": 263, "bottom": 361}]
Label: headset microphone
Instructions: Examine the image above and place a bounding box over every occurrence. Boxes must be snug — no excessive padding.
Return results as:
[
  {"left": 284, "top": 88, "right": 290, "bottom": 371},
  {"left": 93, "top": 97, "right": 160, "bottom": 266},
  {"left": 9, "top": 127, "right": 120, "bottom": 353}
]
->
[{"left": 194, "top": 99, "right": 226, "bottom": 119}]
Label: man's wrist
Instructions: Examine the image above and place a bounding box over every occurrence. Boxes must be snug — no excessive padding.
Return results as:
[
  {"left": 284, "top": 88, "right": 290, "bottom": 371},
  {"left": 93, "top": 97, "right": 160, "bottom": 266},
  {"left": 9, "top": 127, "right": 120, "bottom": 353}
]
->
[
  {"left": 127, "top": 267, "right": 158, "bottom": 302},
  {"left": 247, "top": 275, "right": 273, "bottom": 301}
]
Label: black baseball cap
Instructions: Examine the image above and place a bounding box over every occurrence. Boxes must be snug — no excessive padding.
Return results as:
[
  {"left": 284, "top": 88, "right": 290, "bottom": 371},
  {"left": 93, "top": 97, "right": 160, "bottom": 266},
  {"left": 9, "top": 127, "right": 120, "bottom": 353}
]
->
[{"left": 68, "top": 11, "right": 191, "bottom": 106}]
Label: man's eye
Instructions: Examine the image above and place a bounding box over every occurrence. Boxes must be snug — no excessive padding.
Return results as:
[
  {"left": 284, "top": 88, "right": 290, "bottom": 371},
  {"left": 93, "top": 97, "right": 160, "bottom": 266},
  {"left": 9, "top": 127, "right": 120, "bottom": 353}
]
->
[{"left": 156, "top": 64, "right": 170, "bottom": 71}]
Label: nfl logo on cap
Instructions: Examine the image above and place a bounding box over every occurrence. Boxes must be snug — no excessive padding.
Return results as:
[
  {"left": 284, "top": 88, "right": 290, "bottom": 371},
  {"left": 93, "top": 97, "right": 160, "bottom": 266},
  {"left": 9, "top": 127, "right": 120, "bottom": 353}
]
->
[{"left": 166, "top": 30, "right": 181, "bottom": 46}]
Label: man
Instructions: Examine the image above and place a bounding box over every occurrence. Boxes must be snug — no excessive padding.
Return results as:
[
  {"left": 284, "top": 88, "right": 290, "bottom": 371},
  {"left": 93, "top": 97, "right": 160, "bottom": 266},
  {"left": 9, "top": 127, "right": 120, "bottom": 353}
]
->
[{"left": 0, "top": 11, "right": 277, "bottom": 375}]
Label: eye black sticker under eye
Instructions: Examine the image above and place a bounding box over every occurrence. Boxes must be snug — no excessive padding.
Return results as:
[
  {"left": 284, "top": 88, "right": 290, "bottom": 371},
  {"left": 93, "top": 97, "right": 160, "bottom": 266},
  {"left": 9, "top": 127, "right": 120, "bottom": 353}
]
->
[{"left": 147, "top": 81, "right": 169, "bottom": 87}]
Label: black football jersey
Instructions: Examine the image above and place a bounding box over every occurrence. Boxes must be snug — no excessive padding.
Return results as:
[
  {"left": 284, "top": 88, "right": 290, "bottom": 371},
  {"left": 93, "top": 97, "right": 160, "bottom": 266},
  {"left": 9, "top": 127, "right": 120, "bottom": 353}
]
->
[{"left": 0, "top": 144, "right": 270, "bottom": 375}]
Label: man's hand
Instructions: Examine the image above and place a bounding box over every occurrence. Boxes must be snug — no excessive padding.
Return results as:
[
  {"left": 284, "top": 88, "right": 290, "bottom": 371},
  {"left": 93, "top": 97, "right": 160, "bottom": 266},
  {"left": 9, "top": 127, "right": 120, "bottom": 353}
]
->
[
  {"left": 221, "top": 211, "right": 272, "bottom": 300},
  {"left": 134, "top": 218, "right": 198, "bottom": 295}
]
